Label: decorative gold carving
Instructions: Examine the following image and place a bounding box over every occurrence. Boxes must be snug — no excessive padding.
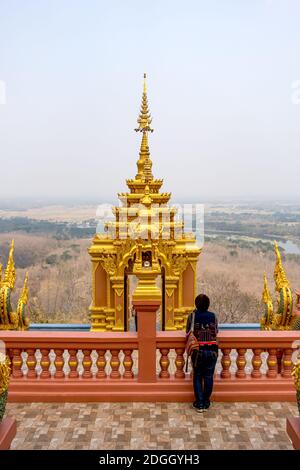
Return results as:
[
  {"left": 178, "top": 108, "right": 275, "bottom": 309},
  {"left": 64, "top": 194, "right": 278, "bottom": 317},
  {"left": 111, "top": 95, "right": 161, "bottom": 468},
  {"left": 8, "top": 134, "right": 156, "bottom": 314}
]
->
[
  {"left": 0, "top": 352, "right": 10, "bottom": 394},
  {"left": 132, "top": 263, "right": 161, "bottom": 302},
  {"left": 115, "top": 289, "right": 124, "bottom": 298},
  {"left": 16, "top": 272, "right": 30, "bottom": 330},
  {"left": 261, "top": 241, "right": 298, "bottom": 330},
  {"left": 260, "top": 274, "right": 274, "bottom": 330},
  {"left": 0, "top": 241, "right": 30, "bottom": 330},
  {"left": 292, "top": 351, "right": 300, "bottom": 391},
  {"left": 274, "top": 241, "right": 290, "bottom": 290},
  {"left": 172, "top": 255, "right": 188, "bottom": 276},
  {"left": 102, "top": 256, "right": 116, "bottom": 276}
]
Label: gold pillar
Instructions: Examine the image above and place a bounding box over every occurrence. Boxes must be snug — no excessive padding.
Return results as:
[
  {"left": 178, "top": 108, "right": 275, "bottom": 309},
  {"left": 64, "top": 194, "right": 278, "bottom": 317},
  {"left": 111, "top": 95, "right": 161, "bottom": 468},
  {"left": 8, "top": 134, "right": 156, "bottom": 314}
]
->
[
  {"left": 164, "top": 277, "right": 178, "bottom": 331},
  {"left": 90, "top": 261, "right": 108, "bottom": 331},
  {"left": 183, "top": 263, "right": 195, "bottom": 306},
  {"left": 111, "top": 276, "right": 125, "bottom": 331}
]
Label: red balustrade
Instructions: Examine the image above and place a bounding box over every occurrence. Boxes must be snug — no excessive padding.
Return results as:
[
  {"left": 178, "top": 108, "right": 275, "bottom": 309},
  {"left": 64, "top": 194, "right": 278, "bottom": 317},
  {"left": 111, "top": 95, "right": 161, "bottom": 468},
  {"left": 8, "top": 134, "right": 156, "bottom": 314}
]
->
[
  {"left": 96, "top": 349, "right": 107, "bottom": 379},
  {"left": 54, "top": 349, "right": 64, "bottom": 379},
  {"left": 26, "top": 349, "right": 37, "bottom": 378},
  {"left": 174, "top": 348, "right": 185, "bottom": 379},
  {"left": 1, "top": 327, "right": 299, "bottom": 403},
  {"left": 267, "top": 348, "right": 278, "bottom": 378},
  {"left": 251, "top": 348, "right": 262, "bottom": 379},
  {"left": 221, "top": 348, "right": 231, "bottom": 379},
  {"left": 82, "top": 349, "right": 93, "bottom": 379},
  {"left": 11, "top": 349, "right": 22, "bottom": 379},
  {"left": 110, "top": 349, "right": 121, "bottom": 379},
  {"left": 159, "top": 348, "right": 170, "bottom": 379},
  {"left": 276, "top": 349, "right": 283, "bottom": 374},
  {"left": 236, "top": 348, "right": 246, "bottom": 379},
  {"left": 123, "top": 349, "right": 134, "bottom": 379},
  {"left": 68, "top": 349, "right": 79, "bottom": 378},
  {"left": 282, "top": 348, "right": 293, "bottom": 378},
  {"left": 40, "top": 349, "right": 50, "bottom": 379}
]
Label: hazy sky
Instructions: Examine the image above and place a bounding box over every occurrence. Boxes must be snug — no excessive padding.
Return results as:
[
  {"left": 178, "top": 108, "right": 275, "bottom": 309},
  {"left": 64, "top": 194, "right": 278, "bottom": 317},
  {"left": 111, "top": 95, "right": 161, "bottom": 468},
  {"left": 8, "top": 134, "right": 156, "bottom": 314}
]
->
[{"left": 0, "top": 0, "right": 300, "bottom": 202}]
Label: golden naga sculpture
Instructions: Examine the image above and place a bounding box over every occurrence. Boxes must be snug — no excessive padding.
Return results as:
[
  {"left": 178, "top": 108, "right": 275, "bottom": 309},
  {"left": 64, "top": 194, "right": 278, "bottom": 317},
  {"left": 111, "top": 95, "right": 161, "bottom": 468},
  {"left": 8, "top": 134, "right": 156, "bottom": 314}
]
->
[
  {"left": 261, "top": 241, "right": 300, "bottom": 330},
  {"left": 0, "top": 240, "right": 30, "bottom": 330},
  {"left": 261, "top": 274, "right": 274, "bottom": 329},
  {"left": 0, "top": 352, "right": 10, "bottom": 421},
  {"left": 292, "top": 350, "right": 300, "bottom": 413},
  {"left": 89, "top": 74, "right": 201, "bottom": 331}
]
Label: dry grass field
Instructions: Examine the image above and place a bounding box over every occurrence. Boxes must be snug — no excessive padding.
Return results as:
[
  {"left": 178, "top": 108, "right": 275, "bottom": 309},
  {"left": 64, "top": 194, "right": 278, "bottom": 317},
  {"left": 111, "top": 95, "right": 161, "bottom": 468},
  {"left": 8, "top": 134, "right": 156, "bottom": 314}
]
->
[
  {"left": 0, "top": 205, "right": 97, "bottom": 222},
  {"left": 1, "top": 230, "right": 299, "bottom": 324},
  {"left": 199, "top": 241, "right": 300, "bottom": 323}
]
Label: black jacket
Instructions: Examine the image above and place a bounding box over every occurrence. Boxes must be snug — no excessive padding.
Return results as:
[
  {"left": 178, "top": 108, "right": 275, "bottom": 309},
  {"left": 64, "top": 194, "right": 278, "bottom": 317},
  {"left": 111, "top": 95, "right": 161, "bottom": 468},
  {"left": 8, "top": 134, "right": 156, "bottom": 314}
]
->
[{"left": 186, "top": 309, "right": 219, "bottom": 351}]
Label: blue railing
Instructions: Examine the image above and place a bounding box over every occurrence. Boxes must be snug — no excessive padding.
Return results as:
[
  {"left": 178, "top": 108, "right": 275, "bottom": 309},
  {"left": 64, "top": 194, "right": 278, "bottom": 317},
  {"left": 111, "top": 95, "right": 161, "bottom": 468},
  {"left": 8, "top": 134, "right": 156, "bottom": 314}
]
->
[{"left": 29, "top": 322, "right": 260, "bottom": 332}]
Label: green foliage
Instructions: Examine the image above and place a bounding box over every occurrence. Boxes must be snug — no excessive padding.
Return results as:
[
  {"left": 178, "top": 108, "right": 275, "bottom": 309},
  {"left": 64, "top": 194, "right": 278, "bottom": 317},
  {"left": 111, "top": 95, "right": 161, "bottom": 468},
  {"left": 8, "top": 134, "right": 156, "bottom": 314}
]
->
[
  {"left": 0, "top": 217, "right": 96, "bottom": 239},
  {"left": 45, "top": 254, "right": 58, "bottom": 265},
  {"left": 229, "top": 250, "right": 238, "bottom": 257},
  {"left": 61, "top": 251, "right": 72, "bottom": 261},
  {"left": 70, "top": 244, "right": 80, "bottom": 253}
]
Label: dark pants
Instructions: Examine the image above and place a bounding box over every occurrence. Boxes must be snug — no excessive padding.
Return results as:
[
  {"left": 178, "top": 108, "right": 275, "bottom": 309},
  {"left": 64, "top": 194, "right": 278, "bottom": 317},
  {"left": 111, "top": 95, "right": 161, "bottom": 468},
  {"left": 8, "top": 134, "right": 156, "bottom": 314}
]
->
[{"left": 192, "top": 348, "right": 218, "bottom": 408}]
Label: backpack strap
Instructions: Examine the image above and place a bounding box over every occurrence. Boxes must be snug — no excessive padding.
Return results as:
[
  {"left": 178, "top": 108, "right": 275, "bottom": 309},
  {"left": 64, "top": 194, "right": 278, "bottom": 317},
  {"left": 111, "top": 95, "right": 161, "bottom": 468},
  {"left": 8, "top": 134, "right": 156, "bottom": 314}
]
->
[
  {"left": 185, "top": 349, "right": 190, "bottom": 373},
  {"left": 189, "top": 310, "right": 195, "bottom": 334},
  {"left": 185, "top": 311, "right": 196, "bottom": 372}
]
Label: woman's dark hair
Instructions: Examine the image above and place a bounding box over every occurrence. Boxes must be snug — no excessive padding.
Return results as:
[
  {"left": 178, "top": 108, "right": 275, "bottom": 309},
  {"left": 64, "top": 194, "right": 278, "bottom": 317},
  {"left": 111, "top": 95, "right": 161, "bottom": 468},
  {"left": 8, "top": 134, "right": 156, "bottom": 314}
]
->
[{"left": 195, "top": 294, "right": 210, "bottom": 311}]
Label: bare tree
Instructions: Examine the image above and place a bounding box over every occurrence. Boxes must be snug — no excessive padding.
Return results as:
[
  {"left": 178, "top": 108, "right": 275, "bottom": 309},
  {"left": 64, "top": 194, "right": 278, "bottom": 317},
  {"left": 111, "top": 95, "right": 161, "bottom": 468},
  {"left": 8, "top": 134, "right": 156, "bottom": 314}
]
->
[{"left": 198, "top": 271, "right": 261, "bottom": 323}]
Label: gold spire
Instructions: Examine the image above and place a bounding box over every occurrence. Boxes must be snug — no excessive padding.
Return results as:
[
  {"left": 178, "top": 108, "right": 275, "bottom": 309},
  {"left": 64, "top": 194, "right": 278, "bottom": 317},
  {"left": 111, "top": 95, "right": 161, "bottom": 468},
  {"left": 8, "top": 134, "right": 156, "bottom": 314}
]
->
[
  {"left": 4, "top": 240, "right": 16, "bottom": 290},
  {"left": 262, "top": 273, "right": 272, "bottom": 304},
  {"left": 135, "top": 73, "right": 153, "bottom": 133},
  {"left": 135, "top": 73, "right": 154, "bottom": 183},
  {"left": 261, "top": 273, "right": 274, "bottom": 329},
  {"left": 274, "top": 240, "right": 290, "bottom": 291},
  {"left": 16, "top": 271, "right": 30, "bottom": 329},
  {"left": 19, "top": 272, "right": 29, "bottom": 304}
]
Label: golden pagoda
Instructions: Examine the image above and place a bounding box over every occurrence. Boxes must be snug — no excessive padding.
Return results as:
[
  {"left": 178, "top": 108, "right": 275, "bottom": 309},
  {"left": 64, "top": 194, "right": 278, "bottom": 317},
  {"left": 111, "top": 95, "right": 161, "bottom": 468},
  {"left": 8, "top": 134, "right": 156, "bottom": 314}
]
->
[{"left": 88, "top": 74, "right": 201, "bottom": 331}]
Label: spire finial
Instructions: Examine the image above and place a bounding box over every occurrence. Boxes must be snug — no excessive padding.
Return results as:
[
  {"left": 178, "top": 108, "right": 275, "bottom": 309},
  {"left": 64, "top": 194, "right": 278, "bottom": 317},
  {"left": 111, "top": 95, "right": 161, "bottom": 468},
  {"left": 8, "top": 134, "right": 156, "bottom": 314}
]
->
[
  {"left": 135, "top": 73, "right": 153, "bottom": 133},
  {"left": 17, "top": 271, "right": 30, "bottom": 330},
  {"left": 4, "top": 239, "right": 16, "bottom": 290},
  {"left": 262, "top": 273, "right": 272, "bottom": 304},
  {"left": 20, "top": 272, "right": 29, "bottom": 303},
  {"left": 134, "top": 74, "right": 154, "bottom": 183},
  {"left": 274, "top": 240, "right": 290, "bottom": 291}
]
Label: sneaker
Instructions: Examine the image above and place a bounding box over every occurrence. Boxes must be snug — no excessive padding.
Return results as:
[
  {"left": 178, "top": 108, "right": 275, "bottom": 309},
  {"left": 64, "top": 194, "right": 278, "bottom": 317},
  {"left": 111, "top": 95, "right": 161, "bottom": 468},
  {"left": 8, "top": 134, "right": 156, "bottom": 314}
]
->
[
  {"left": 192, "top": 402, "right": 204, "bottom": 413},
  {"left": 196, "top": 407, "right": 205, "bottom": 413},
  {"left": 204, "top": 401, "right": 211, "bottom": 411}
]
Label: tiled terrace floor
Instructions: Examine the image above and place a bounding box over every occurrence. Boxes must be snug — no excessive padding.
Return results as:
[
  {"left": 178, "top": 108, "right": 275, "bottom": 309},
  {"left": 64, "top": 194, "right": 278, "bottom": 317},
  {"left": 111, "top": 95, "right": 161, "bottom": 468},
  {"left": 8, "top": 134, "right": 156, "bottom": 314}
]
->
[{"left": 5, "top": 402, "right": 298, "bottom": 450}]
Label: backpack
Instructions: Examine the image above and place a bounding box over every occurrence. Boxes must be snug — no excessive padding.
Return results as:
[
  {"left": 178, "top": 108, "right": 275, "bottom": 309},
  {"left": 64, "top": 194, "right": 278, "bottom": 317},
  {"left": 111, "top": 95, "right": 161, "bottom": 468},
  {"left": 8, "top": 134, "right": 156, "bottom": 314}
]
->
[{"left": 185, "top": 311, "right": 199, "bottom": 357}]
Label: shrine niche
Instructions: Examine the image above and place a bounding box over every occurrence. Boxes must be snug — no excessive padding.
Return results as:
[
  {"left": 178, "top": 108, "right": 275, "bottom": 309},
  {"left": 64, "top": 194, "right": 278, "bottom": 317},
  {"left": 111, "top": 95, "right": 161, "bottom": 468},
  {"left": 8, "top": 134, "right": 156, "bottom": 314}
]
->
[{"left": 89, "top": 75, "right": 201, "bottom": 331}]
